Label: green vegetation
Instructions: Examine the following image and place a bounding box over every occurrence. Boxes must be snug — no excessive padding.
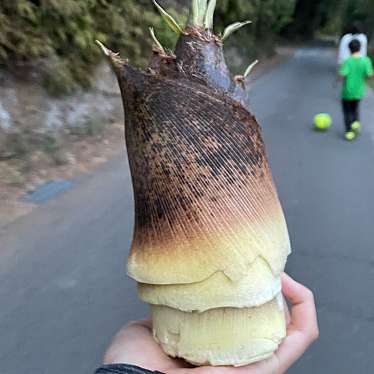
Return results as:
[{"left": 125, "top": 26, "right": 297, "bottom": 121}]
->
[
  {"left": 215, "top": 0, "right": 296, "bottom": 41},
  {"left": 1, "top": 0, "right": 372, "bottom": 96},
  {"left": 214, "top": 0, "right": 296, "bottom": 60},
  {"left": 0, "top": 0, "right": 184, "bottom": 95},
  {"left": 286, "top": 0, "right": 374, "bottom": 40},
  {"left": 0, "top": 0, "right": 299, "bottom": 95}
]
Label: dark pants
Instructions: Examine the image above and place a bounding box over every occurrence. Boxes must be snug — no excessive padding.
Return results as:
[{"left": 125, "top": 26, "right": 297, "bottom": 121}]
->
[{"left": 342, "top": 99, "right": 360, "bottom": 132}]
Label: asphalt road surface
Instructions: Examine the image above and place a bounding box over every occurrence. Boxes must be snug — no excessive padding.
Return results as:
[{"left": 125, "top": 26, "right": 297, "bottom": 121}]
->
[{"left": 1, "top": 47, "right": 374, "bottom": 374}]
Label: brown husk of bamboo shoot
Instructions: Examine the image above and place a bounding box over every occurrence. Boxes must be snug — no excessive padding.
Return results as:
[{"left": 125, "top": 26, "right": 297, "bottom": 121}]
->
[{"left": 99, "top": 17, "right": 290, "bottom": 367}]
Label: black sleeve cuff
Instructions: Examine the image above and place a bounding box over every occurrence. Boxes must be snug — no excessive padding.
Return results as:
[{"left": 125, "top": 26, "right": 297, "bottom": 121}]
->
[{"left": 95, "top": 364, "right": 165, "bottom": 374}]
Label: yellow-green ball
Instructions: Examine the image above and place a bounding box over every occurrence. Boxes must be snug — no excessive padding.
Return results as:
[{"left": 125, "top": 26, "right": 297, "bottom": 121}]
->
[
  {"left": 314, "top": 113, "right": 332, "bottom": 130},
  {"left": 345, "top": 131, "right": 355, "bottom": 141}
]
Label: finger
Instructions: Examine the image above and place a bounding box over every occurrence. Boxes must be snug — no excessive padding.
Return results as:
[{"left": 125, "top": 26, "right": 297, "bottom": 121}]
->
[
  {"left": 112, "top": 320, "right": 152, "bottom": 343},
  {"left": 275, "top": 274, "right": 319, "bottom": 372},
  {"left": 103, "top": 320, "right": 158, "bottom": 365},
  {"left": 276, "top": 330, "right": 311, "bottom": 372},
  {"left": 283, "top": 296, "right": 291, "bottom": 326},
  {"left": 281, "top": 273, "right": 318, "bottom": 335},
  {"left": 282, "top": 273, "right": 313, "bottom": 304}
]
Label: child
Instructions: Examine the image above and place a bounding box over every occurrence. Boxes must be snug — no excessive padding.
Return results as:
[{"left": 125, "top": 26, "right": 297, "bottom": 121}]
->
[
  {"left": 338, "top": 23, "right": 367, "bottom": 66},
  {"left": 339, "top": 39, "right": 373, "bottom": 140}
]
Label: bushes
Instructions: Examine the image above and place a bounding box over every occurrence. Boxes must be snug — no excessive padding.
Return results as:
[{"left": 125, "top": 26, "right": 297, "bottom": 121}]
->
[
  {"left": 0, "top": 0, "right": 299, "bottom": 94},
  {"left": 214, "top": 0, "right": 296, "bottom": 59},
  {"left": 0, "top": 0, "right": 184, "bottom": 95},
  {"left": 215, "top": 0, "right": 296, "bottom": 36},
  {"left": 285, "top": 0, "right": 374, "bottom": 39}
]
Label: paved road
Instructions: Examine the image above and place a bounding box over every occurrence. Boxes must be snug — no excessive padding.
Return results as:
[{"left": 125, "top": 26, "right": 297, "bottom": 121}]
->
[{"left": 1, "top": 48, "right": 374, "bottom": 374}]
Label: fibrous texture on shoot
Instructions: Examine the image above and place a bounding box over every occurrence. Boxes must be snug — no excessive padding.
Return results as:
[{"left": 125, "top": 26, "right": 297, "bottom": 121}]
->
[{"left": 98, "top": 0, "right": 291, "bottom": 367}]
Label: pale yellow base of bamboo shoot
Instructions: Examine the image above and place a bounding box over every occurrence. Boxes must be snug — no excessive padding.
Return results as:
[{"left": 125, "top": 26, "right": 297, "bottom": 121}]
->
[
  {"left": 139, "top": 257, "right": 280, "bottom": 312},
  {"left": 151, "top": 294, "right": 286, "bottom": 367}
]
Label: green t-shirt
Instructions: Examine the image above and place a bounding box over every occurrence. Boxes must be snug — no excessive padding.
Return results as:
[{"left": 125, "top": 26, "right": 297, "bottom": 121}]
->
[{"left": 339, "top": 55, "right": 373, "bottom": 100}]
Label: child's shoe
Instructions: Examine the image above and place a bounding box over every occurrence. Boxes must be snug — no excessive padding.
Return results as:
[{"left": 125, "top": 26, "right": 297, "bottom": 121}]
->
[
  {"left": 345, "top": 131, "right": 356, "bottom": 141},
  {"left": 351, "top": 121, "right": 361, "bottom": 133}
]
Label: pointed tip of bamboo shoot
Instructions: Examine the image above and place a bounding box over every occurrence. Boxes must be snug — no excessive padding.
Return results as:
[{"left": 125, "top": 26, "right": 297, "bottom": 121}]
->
[
  {"left": 149, "top": 27, "right": 166, "bottom": 54},
  {"left": 221, "top": 21, "right": 252, "bottom": 41},
  {"left": 153, "top": 0, "right": 185, "bottom": 34},
  {"left": 95, "top": 40, "right": 127, "bottom": 73},
  {"left": 95, "top": 40, "right": 111, "bottom": 56},
  {"left": 204, "top": 0, "right": 216, "bottom": 30},
  {"left": 243, "top": 59, "right": 259, "bottom": 78}
]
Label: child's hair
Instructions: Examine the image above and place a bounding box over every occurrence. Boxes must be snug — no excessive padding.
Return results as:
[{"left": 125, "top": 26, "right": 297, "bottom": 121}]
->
[{"left": 349, "top": 39, "right": 361, "bottom": 54}]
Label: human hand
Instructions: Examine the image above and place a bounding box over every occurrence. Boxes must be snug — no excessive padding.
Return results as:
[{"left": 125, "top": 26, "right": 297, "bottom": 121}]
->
[{"left": 103, "top": 273, "right": 318, "bottom": 374}]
